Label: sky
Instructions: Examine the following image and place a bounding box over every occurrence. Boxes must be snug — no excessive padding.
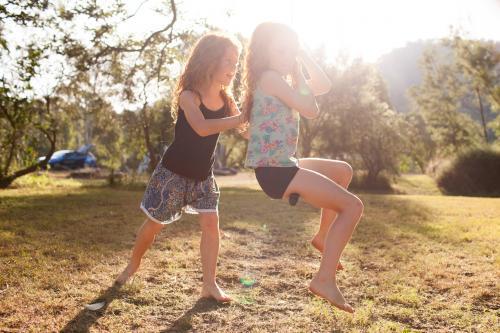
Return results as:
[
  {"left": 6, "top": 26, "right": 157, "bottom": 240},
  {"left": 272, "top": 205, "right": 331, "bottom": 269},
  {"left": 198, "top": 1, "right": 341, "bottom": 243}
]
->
[
  {"left": 122, "top": 0, "right": 500, "bottom": 62},
  {"left": 3, "top": 0, "right": 499, "bottom": 110}
]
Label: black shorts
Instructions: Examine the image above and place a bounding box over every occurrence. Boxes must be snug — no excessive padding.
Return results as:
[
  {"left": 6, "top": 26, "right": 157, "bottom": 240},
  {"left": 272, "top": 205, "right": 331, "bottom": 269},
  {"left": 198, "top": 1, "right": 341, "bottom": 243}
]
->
[{"left": 254, "top": 166, "right": 299, "bottom": 199}]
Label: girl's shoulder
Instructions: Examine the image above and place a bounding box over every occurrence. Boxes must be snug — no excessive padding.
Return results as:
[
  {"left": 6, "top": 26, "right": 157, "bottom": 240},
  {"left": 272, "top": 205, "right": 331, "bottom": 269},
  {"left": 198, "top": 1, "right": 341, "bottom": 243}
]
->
[
  {"left": 258, "top": 70, "right": 286, "bottom": 95},
  {"left": 257, "top": 71, "right": 294, "bottom": 105},
  {"left": 254, "top": 72, "right": 288, "bottom": 104},
  {"left": 179, "top": 89, "right": 201, "bottom": 106},
  {"left": 252, "top": 88, "right": 290, "bottom": 115}
]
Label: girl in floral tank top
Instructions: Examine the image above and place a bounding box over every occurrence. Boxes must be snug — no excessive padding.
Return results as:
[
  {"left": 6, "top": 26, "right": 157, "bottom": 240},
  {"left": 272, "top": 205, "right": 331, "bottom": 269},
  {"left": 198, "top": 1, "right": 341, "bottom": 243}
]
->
[
  {"left": 245, "top": 87, "right": 300, "bottom": 167},
  {"left": 242, "top": 22, "right": 364, "bottom": 313}
]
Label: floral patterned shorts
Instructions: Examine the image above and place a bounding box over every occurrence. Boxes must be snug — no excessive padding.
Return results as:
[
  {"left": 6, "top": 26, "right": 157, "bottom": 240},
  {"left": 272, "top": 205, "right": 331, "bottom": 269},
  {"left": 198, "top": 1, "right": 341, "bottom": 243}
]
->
[{"left": 140, "top": 162, "right": 220, "bottom": 224}]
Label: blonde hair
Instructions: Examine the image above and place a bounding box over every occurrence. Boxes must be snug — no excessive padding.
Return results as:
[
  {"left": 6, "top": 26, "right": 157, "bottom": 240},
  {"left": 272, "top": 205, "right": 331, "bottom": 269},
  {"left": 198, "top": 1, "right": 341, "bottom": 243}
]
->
[
  {"left": 241, "top": 22, "right": 298, "bottom": 123},
  {"left": 171, "top": 32, "right": 242, "bottom": 120}
]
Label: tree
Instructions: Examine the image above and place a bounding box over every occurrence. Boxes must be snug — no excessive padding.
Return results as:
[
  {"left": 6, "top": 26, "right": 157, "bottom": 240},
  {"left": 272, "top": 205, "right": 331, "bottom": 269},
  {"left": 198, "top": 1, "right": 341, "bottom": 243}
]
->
[
  {"left": 445, "top": 35, "right": 500, "bottom": 143},
  {"left": 410, "top": 47, "right": 483, "bottom": 158},
  {"left": 0, "top": 0, "right": 187, "bottom": 187},
  {"left": 0, "top": 84, "right": 58, "bottom": 188},
  {"left": 299, "top": 57, "right": 409, "bottom": 186},
  {"left": 92, "top": 103, "right": 122, "bottom": 185},
  {"left": 0, "top": 17, "right": 60, "bottom": 188},
  {"left": 401, "top": 111, "right": 436, "bottom": 172},
  {"left": 56, "top": 0, "right": 185, "bottom": 172}
]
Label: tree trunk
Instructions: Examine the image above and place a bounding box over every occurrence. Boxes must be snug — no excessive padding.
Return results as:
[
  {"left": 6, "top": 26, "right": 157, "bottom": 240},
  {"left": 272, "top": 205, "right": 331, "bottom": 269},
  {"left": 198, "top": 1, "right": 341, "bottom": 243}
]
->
[
  {"left": 365, "top": 168, "right": 381, "bottom": 187},
  {"left": 0, "top": 97, "right": 57, "bottom": 189},
  {"left": 141, "top": 105, "right": 158, "bottom": 173},
  {"left": 300, "top": 120, "right": 313, "bottom": 157},
  {"left": 108, "top": 168, "right": 115, "bottom": 186},
  {"left": 0, "top": 130, "right": 56, "bottom": 189},
  {"left": 475, "top": 88, "right": 489, "bottom": 143}
]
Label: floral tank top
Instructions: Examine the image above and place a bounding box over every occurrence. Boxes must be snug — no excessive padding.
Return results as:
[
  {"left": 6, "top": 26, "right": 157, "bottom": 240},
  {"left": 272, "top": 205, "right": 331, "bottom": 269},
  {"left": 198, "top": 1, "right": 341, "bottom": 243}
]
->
[{"left": 244, "top": 87, "right": 300, "bottom": 168}]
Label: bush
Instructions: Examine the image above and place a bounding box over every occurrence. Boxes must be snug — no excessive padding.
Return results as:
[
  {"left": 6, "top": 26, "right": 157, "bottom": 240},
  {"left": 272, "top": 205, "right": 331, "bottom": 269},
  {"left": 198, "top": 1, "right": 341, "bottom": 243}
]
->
[
  {"left": 9, "top": 171, "right": 82, "bottom": 189},
  {"left": 350, "top": 170, "right": 393, "bottom": 192},
  {"left": 436, "top": 148, "right": 500, "bottom": 196}
]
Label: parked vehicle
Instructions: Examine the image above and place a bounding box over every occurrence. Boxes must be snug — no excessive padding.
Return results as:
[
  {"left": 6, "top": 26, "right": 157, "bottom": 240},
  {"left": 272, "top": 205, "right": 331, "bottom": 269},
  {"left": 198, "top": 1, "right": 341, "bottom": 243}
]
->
[{"left": 38, "top": 144, "right": 97, "bottom": 170}]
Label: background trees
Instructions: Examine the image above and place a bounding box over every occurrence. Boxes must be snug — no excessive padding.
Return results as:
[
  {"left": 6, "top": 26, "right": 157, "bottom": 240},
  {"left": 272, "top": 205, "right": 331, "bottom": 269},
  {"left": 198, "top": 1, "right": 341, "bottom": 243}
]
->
[{"left": 0, "top": 1, "right": 498, "bottom": 192}]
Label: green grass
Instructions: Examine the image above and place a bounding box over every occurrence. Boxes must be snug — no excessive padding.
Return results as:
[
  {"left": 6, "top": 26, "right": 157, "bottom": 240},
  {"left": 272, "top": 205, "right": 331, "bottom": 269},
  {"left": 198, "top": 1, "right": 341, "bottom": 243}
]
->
[
  {"left": 0, "top": 173, "right": 499, "bottom": 332},
  {"left": 392, "top": 174, "right": 442, "bottom": 195}
]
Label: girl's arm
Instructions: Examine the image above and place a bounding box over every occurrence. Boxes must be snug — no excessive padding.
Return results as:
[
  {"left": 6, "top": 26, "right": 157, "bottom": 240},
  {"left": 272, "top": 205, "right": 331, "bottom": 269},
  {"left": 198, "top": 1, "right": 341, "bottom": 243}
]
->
[
  {"left": 260, "top": 70, "right": 319, "bottom": 119},
  {"left": 179, "top": 91, "right": 244, "bottom": 137},
  {"left": 226, "top": 95, "right": 250, "bottom": 140},
  {"left": 228, "top": 96, "right": 250, "bottom": 140},
  {"left": 298, "top": 49, "right": 332, "bottom": 96}
]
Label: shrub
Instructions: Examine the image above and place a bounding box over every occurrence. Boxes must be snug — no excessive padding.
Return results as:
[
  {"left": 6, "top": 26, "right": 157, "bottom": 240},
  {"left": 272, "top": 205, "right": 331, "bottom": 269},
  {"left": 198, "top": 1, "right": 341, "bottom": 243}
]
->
[
  {"left": 436, "top": 148, "right": 500, "bottom": 196},
  {"left": 350, "top": 170, "right": 393, "bottom": 192}
]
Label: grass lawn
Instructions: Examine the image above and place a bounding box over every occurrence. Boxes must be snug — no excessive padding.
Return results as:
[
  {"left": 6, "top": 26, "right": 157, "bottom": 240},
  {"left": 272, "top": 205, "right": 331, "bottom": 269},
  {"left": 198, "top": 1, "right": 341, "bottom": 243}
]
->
[{"left": 0, "top": 173, "right": 498, "bottom": 332}]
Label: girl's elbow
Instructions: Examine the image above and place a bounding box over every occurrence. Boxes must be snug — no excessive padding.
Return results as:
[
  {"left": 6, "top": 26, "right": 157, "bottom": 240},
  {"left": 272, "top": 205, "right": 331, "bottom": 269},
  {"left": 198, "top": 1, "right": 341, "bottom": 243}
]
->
[
  {"left": 323, "top": 83, "right": 332, "bottom": 95},
  {"left": 325, "top": 78, "right": 333, "bottom": 91},
  {"left": 193, "top": 123, "right": 209, "bottom": 137},
  {"left": 306, "top": 111, "right": 320, "bottom": 120},
  {"left": 317, "top": 82, "right": 332, "bottom": 96},
  {"left": 303, "top": 105, "right": 320, "bottom": 119},
  {"left": 198, "top": 129, "right": 211, "bottom": 137}
]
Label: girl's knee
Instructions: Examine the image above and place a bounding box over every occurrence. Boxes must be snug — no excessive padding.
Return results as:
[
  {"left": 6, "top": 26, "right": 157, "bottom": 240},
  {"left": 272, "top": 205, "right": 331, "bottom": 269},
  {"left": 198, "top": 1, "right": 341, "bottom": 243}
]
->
[
  {"left": 343, "top": 162, "right": 354, "bottom": 179},
  {"left": 338, "top": 161, "right": 353, "bottom": 184},
  {"left": 349, "top": 195, "right": 364, "bottom": 215},
  {"left": 336, "top": 194, "right": 363, "bottom": 216}
]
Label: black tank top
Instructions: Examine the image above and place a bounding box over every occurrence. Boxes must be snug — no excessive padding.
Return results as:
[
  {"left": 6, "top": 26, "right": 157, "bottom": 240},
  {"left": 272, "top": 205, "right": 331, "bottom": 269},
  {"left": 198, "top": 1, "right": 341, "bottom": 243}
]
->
[{"left": 161, "top": 101, "right": 227, "bottom": 181}]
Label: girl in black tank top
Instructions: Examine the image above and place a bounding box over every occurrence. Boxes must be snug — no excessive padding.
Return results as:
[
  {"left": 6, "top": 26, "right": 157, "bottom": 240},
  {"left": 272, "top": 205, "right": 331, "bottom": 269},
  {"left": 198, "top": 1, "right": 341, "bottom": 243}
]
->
[
  {"left": 116, "top": 33, "right": 245, "bottom": 303},
  {"left": 162, "top": 101, "right": 227, "bottom": 181}
]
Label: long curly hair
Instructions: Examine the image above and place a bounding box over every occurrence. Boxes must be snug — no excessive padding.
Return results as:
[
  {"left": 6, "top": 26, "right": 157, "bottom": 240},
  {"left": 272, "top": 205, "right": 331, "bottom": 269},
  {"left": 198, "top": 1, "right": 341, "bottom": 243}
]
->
[
  {"left": 171, "top": 32, "right": 242, "bottom": 120},
  {"left": 241, "top": 22, "right": 298, "bottom": 123}
]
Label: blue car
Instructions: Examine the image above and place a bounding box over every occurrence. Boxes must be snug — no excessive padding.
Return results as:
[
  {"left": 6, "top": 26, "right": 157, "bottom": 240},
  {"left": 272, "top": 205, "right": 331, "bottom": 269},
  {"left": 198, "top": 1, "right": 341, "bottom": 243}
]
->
[{"left": 38, "top": 144, "right": 97, "bottom": 170}]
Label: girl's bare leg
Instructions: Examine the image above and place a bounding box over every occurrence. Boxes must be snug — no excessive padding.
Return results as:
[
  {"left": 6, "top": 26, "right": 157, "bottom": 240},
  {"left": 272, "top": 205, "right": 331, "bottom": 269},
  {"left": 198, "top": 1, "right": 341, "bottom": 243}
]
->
[
  {"left": 298, "top": 158, "right": 353, "bottom": 270},
  {"left": 116, "top": 218, "right": 164, "bottom": 285},
  {"left": 283, "top": 168, "right": 363, "bottom": 313},
  {"left": 199, "top": 212, "right": 231, "bottom": 302}
]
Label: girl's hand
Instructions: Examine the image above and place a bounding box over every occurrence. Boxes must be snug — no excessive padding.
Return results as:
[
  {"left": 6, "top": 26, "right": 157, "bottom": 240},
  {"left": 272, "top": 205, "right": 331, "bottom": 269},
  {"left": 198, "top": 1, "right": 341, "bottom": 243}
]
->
[
  {"left": 237, "top": 111, "right": 246, "bottom": 125},
  {"left": 294, "top": 47, "right": 332, "bottom": 96}
]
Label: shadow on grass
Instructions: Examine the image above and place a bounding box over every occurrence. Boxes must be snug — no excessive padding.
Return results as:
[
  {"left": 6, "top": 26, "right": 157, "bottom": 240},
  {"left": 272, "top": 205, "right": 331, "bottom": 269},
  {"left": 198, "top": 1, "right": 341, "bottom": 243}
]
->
[
  {"left": 160, "top": 298, "right": 228, "bottom": 332},
  {"left": 61, "top": 283, "right": 124, "bottom": 333},
  {"left": 1, "top": 185, "right": 472, "bottom": 331},
  {"left": 0, "top": 187, "right": 203, "bottom": 255},
  {"left": 0, "top": 185, "right": 447, "bottom": 264},
  {"left": 1, "top": 188, "right": 443, "bottom": 265},
  {"left": 59, "top": 279, "right": 225, "bottom": 332},
  {"left": 61, "top": 283, "right": 227, "bottom": 332},
  {"left": 350, "top": 194, "right": 440, "bottom": 247},
  {"left": 220, "top": 187, "right": 443, "bottom": 248}
]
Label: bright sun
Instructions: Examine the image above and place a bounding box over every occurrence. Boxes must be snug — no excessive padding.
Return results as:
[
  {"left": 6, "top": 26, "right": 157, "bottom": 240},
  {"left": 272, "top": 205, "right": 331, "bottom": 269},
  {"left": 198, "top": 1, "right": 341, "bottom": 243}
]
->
[
  {"left": 121, "top": 0, "right": 499, "bottom": 62},
  {"left": 168, "top": 0, "right": 499, "bottom": 62}
]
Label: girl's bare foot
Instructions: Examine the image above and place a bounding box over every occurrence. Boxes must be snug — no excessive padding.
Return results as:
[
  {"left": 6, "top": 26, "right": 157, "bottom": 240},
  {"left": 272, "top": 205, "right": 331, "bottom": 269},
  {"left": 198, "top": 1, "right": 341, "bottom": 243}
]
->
[
  {"left": 309, "top": 275, "right": 354, "bottom": 313},
  {"left": 201, "top": 282, "right": 232, "bottom": 303},
  {"left": 311, "top": 235, "right": 344, "bottom": 271},
  {"left": 115, "top": 263, "right": 138, "bottom": 286}
]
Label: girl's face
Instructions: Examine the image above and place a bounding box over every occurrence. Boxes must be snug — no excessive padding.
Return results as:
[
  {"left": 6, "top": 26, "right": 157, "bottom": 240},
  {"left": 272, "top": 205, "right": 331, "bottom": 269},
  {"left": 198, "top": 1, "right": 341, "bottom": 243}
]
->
[
  {"left": 213, "top": 46, "right": 239, "bottom": 87},
  {"left": 267, "top": 34, "right": 299, "bottom": 76}
]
